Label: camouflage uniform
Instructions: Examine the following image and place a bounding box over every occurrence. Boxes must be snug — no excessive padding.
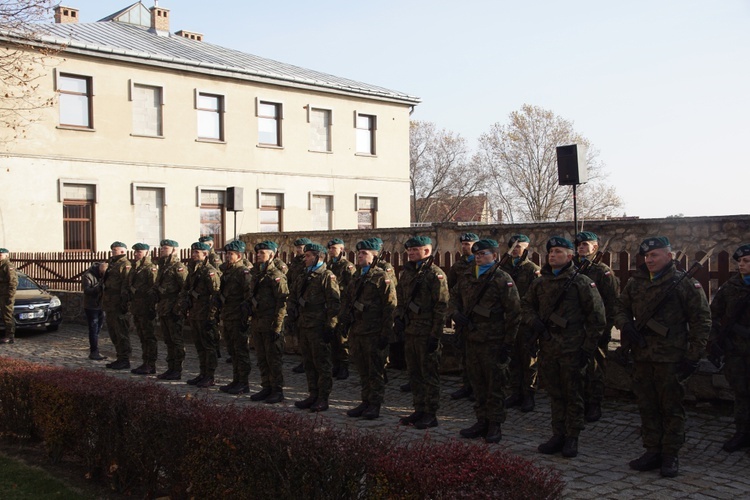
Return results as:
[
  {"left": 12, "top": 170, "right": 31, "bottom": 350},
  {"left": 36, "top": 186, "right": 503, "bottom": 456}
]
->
[
  {"left": 573, "top": 255, "right": 620, "bottom": 413},
  {"left": 284, "top": 254, "right": 306, "bottom": 339},
  {"left": 248, "top": 260, "right": 288, "bottom": 395},
  {"left": 451, "top": 264, "right": 521, "bottom": 425},
  {"left": 340, "top": 265, "right": 397, "bottom": 407},
  {"left": 501, "top": 252, "right": 541, "bottom": 403},
  {"left": 395, "top": 260, "right": 449, "bottom": 416},
  {"left": 128, "top": 255, "right": 159, "bottom": 367},
  {"left": 102, "top": 254, "right": 132, "bottom": 362},
  {"left": 523, "top": 262, "right": 605, "bottom": 440},
  {"left": 288, "top": 262, "right": 340, "bottom": 402},
  {"left": 179, "top": 261, "right": 221, "bottom": 379},
  {"left": 0, "top": 256, "right": 18, "bottom": 342},
  {"left": 154, "top": 253, "right": 188, "bottom": 375},
  {"left": 329, "top": 255, "right": 356, "bottom": 373},
  {"left": 220, "top": 260, "right": 253, "bottom": 386},
  {"left": 448, "top": 254, "right": 476, "bottom": 391},
  {"left": 615, "top": 261, "right": 710, "bottom": 457},
  {"left": 710, "top": 273, "right": 750, "bottom": 446},
  {"left": 206, "top": 249, "right": 223, "bottom": 355}
]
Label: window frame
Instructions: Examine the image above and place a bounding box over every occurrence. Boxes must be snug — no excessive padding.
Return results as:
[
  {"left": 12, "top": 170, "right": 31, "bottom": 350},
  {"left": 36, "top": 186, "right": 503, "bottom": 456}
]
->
[
  {"left": 354, "top": 111, "right": 377, "bottom": 156},
  {"left": 356, "top": 194, "right": 378, "bottom": 230},
  {"left": 56, "top": 70, "right": 94, "bottom": 130},
  {"left": 199, "top": 189, "right": 227, "bottom": 246},
  {"left": 195, "top": 89, "right": 226, "bottom": 142},
  {"left": 257, "top": 189, "right": 285, "bottom": 233},
  {"left": 308, "top": 106, "right": 332, "bottom": 153},
  {"left": 309, "top": 192, "right": 334, "bottom": 230},
  {"left": 129, "top": 80, "right": 165, "bottom": 138},
  {"left": 256, "top": 98, "right": 283, "bottom": 147}
]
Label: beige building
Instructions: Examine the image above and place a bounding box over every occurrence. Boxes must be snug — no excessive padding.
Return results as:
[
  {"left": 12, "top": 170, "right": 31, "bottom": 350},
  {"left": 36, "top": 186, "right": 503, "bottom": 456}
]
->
[{"left": 0, "top": 3, "right": 419, "bottom": 251}]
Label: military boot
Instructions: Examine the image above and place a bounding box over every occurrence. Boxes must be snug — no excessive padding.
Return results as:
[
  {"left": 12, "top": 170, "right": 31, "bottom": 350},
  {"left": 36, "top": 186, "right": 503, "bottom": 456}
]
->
[
  {"left": 292, "top": 362, "right": 305, "bottom": 374},
  {"left": 162, "top": 370, "right": 181, "bottom": 381},
  {"left": 538, "top": 435, "right": 566, "bottom": 454},
  {"left": 362, "top": 404, "right": 381, "bottom": 420},
  {"left": 250, "top": 387, "right": 273, "bottom": 401},
  {"left": 0, "top": 335, "right": 15, "bottom": 344},
  {"left": 660, "top": 455, "right": 679, "bottom": 478},
  {"left": 227, "top": 383, "right": 250, "bottom": 395},
  {"left": 106, "top": 359, "right": 130, "bottom": 370},
  {"left": 399, "top": 411, "right": 424, "bottom": 425},
  {"left": 295, "top": 394, "right": 318, "bottom": 410},
  {"left": 460, "top": 419, "right": 488, "bottom": 439},
  {"left": 336, "top": 365, "right": 350, "bottom": 380},
  {"left": 186, "top": 374, "right": 206, "bottom": 385},
  {"left": 562, "top": 437, "right": 578, "bottom": 458},
  {"left": 220, "top": 381, "right": 239, "bottom": 393},
  {"left": 485, "top": 422, "right": 502, "bottom": 444},
  {"left": 450, "top": 385, "right": 473, "bottom": 400},
  {"left": 131, "top": 363, "right": 155, "bottom": 375},
  {"left": 89, "top": 351, "right": 107, "bottom": 361},
  {"left": 196, "top": 376, "right": 215, "bottom": 388},
  {"left": 310, "top": 399, "right": 329, "bottom": 412},
  {"left": 414, "top": 413, "right": 438, "bottom": 430},
  {"left": 156, "top": 369, "right": 173, "bottom": 380},
  {"left": 723, "top": 431, "right": 750, "bottom": 452},
  {"left": 628, "top": 452, "right": 662, "bottom": 471},
  {"left": 264, "top": 389, "right": 284, "bottom": 404},
  {"left": 504, "top": 393, "right": 522, "bottom": 408},
  {"left": 520, "top": 393, "right": 535, "bottom": 413},
  {"left": 347, "top": 401, "right": 370, "bottom": 418},
  {"left": 585, "top": 401, "right": 602, "bottom": 422}
]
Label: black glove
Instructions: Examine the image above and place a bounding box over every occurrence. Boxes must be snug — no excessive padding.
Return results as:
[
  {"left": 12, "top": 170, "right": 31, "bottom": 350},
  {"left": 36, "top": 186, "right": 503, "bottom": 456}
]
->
[
  {"left": 598, "top": 330, "right": 612, "bottom": 349},
  {"left": 497, "top": 344, "right": 512, "bottom": 364},
  {"left": 377, "top": 335, "right": 389, "bottom": 350},
  {"left": 578, "top": 349, "right": 592, "bottom": 370},
  {"left": 677, "top": 358, "right": 699, "bottom": 382},
  {"left": 322, "top": 326, "right": 335, "bottom": 344},
  {"left": 532, "top": 317, "right": 547, "bottom": 336},
  {"left": 622, "top": 322, "right": 639, "bottom": 343},
  {"left": 426, "top": 336, "right": 439, "bottom": 354},
  {"left": 393, "top": 317, "right": 406, "bottom": 335},
  {"left": 452, "top": 311, "right": 471, "bottom": 328}
]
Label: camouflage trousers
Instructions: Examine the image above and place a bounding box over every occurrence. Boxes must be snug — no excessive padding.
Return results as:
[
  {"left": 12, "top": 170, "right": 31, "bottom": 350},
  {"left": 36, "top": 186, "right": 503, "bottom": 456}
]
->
[
  {"left": 539, "top": 350, "right": 585, "bottom": 438},
  {"left": 299, "top": 326, "right": 333, "bottom": 400},
  {"left": 467, "top": 340, "right": 510, "bottom": 423},
  {"left": 0, "top": 294, "right": 15, "bottom": 338},
  {"left": 159, "top": 313, "right": 185, "bottom": 373},
  {"left": 350, "top": 334, "right": 388, "bottom": 405},
  {"left": 405, "top": 335, "right": 441, "bottom": 414},
  {"left": 507, "top": 327, "right": 537, "bottom": 398},
  {"left": 223, "top": 319, "right": 251, "bottom": 384},
  {"left": 191, "top": 319, "right": 218, "bottom": 377},
  {"left": 332, "top": 329, "right": 350, "bottom": 369},
  {"left": 584, "top": 345, "right": 607, "bottom": 404},
  {"left": 725, "top": 351, "right": 750, "bottom": 432},
  {"left": 251, "top": 322, "right": 285, "bottom": 391},
  {"left": 632, "top": 361, "right": 685, "bottom": 455},
  {"left": 104, "top": 307, "right": 131, "bottom": 361},
  {"left": 132, "top": 312, "right": 157, "bottom": 364}
]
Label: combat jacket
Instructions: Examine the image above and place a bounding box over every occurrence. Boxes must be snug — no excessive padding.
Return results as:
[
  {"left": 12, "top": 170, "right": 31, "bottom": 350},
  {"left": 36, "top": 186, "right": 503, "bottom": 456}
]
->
[
  {"left": 0, "top": 259, "right": 18, "bottom": 297},
  {"left": 329, "top": 256, "right": 356, "bottom": 293},
  {"left": 451, "top": 264, "right": 521, "bottom": 344},
  {"left": 179, "top": 261, "right": 221, "bottom": 321},
  {"left": 247, "top": 260, "right": 288, "bottom": 331},
  {"left": 340, "top": 265, "right": 397, "bottom": 338},
  {"left": 615, "top": 261, "right": 710, "bottom": 363},
  {"left": 574, "top": 256, "right": 619, "bottom": 333},
  {"left": 154, "top": 253, "right": 188, "bottom": 316},
  {"left": 288, "top": 263, "right": 340, "bottom": 330},
  {"left": 501, "top": 251, "right": 541, "bottom": 298},
  {"left": 377, "top": 260, "right": 398, "bottom": 286},
  {"left": 448, "top": 254, "right": 475, "bottom": 290},
  {"left": 710, "top": 274, "right": 750, "bottom": 352},
  {"left": 219, "top": 260, "right": 252, "bottom": 322},
  {"left": 286, "top": 255, "right": 306, "bottom": 286},
  {"left": 395, "top": 260, "right": 449, "bottom": 338},
  {"left": 523, "top": 262, "right": 606, "bottom": 355},
  {"left": 128, "top": 255, "right": 158, "bottom": 316},
  {"left": 272, "top": 257, "right": 288, "bottom": 274},
  {"left": 207, "top": 249, "right": 223, "bottom": 274},
  {"left": 102, "top": 254, "right": 131, "bottom": 311}
]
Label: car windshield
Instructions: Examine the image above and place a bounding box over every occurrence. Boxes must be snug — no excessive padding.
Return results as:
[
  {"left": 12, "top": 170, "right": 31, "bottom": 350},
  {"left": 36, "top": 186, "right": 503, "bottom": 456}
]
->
[{"left": 17, "top": 274, "right": 42, "bottom": 291}]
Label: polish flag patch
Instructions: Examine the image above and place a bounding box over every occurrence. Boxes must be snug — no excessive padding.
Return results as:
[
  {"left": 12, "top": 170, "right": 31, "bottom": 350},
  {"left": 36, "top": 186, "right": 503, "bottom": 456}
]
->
[
  {"left": 437, "top": 274, "right": 444, "bottom": 279},
  {"left": 694, "top": 282, "right": 702, "bottom": 288},
  {"left": 506, "top": 282, "right": 514, "bottom": 287},
  {"left": 275, "top": 277, "right": 281, "bottom": 282},
  {"left": 590, "top": 283, "right": 597, "bottom": 288}
]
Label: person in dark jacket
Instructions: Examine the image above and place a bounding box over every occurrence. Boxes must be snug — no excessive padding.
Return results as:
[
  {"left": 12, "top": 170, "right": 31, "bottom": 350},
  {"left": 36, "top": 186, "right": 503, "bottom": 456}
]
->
[{"left": 82, "top": 262, "right": 108, "bottom": 360}]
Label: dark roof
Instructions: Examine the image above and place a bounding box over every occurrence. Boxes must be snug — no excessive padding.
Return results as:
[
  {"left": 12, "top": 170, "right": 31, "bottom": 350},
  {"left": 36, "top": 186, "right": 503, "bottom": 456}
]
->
[{"left": 31, "top": 15, "right": 419, "bottom": 105}]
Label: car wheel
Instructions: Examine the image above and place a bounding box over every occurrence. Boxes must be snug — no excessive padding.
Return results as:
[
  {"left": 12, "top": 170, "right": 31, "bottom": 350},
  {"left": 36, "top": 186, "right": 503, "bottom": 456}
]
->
[{"left": 46, "top": 324, "right": 60, "bottom": 332}]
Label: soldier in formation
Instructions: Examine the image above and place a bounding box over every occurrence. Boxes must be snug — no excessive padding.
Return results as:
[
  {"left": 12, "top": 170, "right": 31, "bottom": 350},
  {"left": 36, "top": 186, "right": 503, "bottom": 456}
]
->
[
  {"left": 102, "top": 242, "right": 132, "bottom": 369},
  {"left": 287, "top": 237, "right": 312, "bottom": 373},
  {"left": 129, "top": 243, "right": 159, "bottom": 375},
  {"left": 198, "top": 236, "right": 223, "bottom": 360},
  {"left": 327, "top": 238, "right": 356, "bottom": 380},
  {"left": 523, "top": 236, "right": 606, "bottom": 459},
  {"left": 154, "top": 239, "right": 188, "bottom": 380},
  {"left": 615, "top": 236, "right": 711, "bottom": 477},
  {"left": 0, "top": 247, "right": 18, "bottom": 345}
]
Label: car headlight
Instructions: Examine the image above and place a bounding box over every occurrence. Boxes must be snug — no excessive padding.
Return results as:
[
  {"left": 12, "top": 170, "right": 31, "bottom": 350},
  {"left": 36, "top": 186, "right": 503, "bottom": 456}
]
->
[{"left": 49, "top": 296, "right": 62, "bottom": 308}]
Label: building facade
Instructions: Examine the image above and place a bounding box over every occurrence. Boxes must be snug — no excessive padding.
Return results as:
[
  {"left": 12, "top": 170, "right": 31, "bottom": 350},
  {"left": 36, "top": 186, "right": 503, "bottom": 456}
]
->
[{"left": 0, "top": 3, "right": 419, "bottom": 251}]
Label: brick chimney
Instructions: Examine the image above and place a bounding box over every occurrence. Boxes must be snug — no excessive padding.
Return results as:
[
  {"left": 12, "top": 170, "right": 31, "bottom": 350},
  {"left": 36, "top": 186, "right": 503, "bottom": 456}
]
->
[
  {"left": 54, "top": 5, "right": 79, "bottom": 24},
  {"left": 150, "top": 6, "right": 170, "bottom": 32},
  {"left": 175, "top": 30, "right": 204, "bottom": 42}
]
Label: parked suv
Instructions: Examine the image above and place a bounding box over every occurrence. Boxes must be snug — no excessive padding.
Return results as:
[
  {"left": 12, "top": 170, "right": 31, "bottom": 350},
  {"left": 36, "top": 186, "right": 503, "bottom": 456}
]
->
[{"left": 1, "top": 272, "right": 63, "bottom": 332}]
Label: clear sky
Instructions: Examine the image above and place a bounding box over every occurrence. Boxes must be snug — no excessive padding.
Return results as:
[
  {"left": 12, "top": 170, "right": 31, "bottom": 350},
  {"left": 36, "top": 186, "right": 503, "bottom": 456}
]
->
[{"left": 62, "top": 0, "right": 749, "bottom": 219}]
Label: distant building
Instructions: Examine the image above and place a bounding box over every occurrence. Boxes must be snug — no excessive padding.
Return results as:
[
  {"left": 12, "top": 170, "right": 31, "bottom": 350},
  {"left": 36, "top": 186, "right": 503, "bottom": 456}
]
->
[
  {"left": 0, "top": 3, "right": 419, "bottom": 251},
  {"left": 412, "top": 194, "right": 491, "bottom": 224}
]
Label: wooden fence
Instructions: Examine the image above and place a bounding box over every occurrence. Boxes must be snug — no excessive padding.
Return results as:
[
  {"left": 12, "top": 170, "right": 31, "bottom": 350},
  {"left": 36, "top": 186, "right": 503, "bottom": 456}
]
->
[{"left": 9, "top": 248, "right": 738, "bottom": 298}]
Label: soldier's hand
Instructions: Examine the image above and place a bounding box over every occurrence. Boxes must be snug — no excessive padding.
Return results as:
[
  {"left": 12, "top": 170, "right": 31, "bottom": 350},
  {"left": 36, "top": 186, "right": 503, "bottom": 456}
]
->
[
  {"left": 497, "top": 344, "right": 512, "bottom": 365},
  {"left": 377, "top": 335, "right": 389, "bottom": 350},
  {"left": 322, "top": 326, "right": 335, "bottom": 344},
  {"left": 393, "top": 317, "right": 406, "bottom": 335},
  {"left": 452, "top": 311, "right": 471, "bottom": 328},
  {"left": 597, "top": 330, "right": 612, "bottom": 349},
  {"left": 622, "top": 322, "right": 639, "bottom": 342},
  {"left": 426, "top": 336, "right": 439, "bottom": 354},
  {"left": 578, "top": 349, "right": 592, "bottom": 370},
  {"left": 677, "top": 358, "right": 699, "bottom": 382}
]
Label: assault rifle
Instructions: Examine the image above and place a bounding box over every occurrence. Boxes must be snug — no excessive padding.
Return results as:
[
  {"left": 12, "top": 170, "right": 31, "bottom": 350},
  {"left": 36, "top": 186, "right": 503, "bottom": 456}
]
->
[
  {"left": 708, "top": 289, "right": 750, "bottom": 370},
  {"left": 394, "top": 252, "right": 436, "bottom": 338},
  {"left": 612, "top": 247, "right": 714, "bottom": 366},
  {"left": 339, "top": 253, "right": 383, "bottom": 337}
]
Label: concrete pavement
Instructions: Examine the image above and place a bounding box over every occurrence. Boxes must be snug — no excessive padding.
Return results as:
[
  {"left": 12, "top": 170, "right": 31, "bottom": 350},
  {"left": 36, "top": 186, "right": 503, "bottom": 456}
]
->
[{"left": 2, "top": 323, "right": 749, "bottom": 499}]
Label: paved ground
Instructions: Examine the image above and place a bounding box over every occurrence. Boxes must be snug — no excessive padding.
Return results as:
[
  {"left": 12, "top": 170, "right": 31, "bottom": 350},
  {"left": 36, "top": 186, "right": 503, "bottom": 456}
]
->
[{"left": 2, "top": 323, "right": 750, "bottom": 499}]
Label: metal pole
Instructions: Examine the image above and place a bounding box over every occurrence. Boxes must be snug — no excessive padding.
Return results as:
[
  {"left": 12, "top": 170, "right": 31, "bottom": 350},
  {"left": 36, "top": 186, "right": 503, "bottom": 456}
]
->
[
  {"left": 573, "top": 184, "right": 578, "bottom": 234},
  {"left": 234, "top": 211, "right": 238, "bottom": 241}
]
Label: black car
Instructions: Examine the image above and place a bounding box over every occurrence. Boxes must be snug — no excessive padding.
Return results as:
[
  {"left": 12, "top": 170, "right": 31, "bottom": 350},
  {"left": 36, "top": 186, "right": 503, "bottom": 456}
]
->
[{"left": 1, "top": 272, "right": 63, "bottom": 332}]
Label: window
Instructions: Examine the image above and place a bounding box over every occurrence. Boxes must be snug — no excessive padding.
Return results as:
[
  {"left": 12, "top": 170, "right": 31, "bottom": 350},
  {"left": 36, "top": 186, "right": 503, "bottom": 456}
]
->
[
  {"left": 355, "top": 113, "right": 376, "bottom": 155},
  {"left": 309, "top": 108, "right": 331, "bottom": 152},
  {"left": 132, "top": 83, "right": 163, "bottom": 136},
  {"left": 311, "top": 194, "right": 332, "bottom": 230},
  {"left": 134, "top": 187, "right": 164, "bottom": 248},
  {"left": 196, "top": 92, "right": 224, "bottom": 141},
  {"left": 357, "top": 196, "right": 377, "bottom": 229},
  {"left": 58, "top": 73, "right": 93, "bottom": 128},
  {"left": 200, "top": 190, "right": 225, "bottom": 245},
  {"left": 258, "top": 101, "right": 282, "bottom": 146},
  {"left": 259, "top": 192, "right": 283, "bottom": 232},
  {"left": 61, "top": 183, "right": 96, "bottom": 251}
]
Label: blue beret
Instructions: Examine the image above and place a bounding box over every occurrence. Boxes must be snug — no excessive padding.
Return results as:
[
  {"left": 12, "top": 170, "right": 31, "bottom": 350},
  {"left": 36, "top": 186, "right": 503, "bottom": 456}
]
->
[
  {"left": 356, "top": 239, "right": 381, "bottom": 251},
  {"left": 132, "top": 243, "right": 150, "bottom": 251},
  {"left": 198, "top": 236, "right": 214, "bottom": 243},
  {"left": 110, "top": 241, "right": 127, "bottom": 249},
  {"left": 472, "top": 239, "right": 499, "bottom": 253},
  {"left": 304, "top": 243, "right": 327, "bottom": 254},
  {"left": 224, "top": 240, "right": 246, "bottom": 253},
  {"left": 191, "top": 242, "right": 211, "bottom": 251},
  {"left": 546, "top": 236, "right": 574, "bottom": 251},
  {"left": 254, "top": 241, "right": 278, "bottom": 252},
  {"left": 327, "top": 238, "right": 345, "bottom": 247},
  {"left": 508, "top": 234, "right": 530, "bottom": 247},
  {"left": 639, "top": 237, "right": 671, "bottom": 256},
  {"left": 0, "top": 248, "right": 8, "bottom": 254},
  {"left": 732, "top": 244, "right": 750, "bottom": 261},
  {"left": 294, "top": 237, "right": 313, "bottom": 246},
  {"left": 575, "top": 231, "right": 598, "bottom": 244},
  {"left": 160, "top": 239, "right": 179, "bottom": 248},
  {"left": 404, "top": 236, "right": 432, "bottom": 248},
  {"left": 459, "top": 233, "right": 479, "bottom": 242}
]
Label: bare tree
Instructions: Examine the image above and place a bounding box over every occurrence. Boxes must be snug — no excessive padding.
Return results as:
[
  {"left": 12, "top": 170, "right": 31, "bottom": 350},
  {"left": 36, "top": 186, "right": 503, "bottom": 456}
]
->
[
  {"left": 410, "top": 120, "right": 490, "bottom": 223},
  {"left": 0, "top": 0, "right": 60, "bottom": 143},
  {"left": 476, "top": 104, "right": 622, "bottom": 223}
]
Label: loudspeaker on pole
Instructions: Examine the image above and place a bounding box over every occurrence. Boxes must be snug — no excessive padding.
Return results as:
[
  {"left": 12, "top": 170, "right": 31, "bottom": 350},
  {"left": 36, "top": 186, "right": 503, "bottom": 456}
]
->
[
  {"left": 556, "top": 144, "right": 588, "bottom": 186},
  {"left": 226, "top": 186, "right": 244, "bottom": 212}
]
